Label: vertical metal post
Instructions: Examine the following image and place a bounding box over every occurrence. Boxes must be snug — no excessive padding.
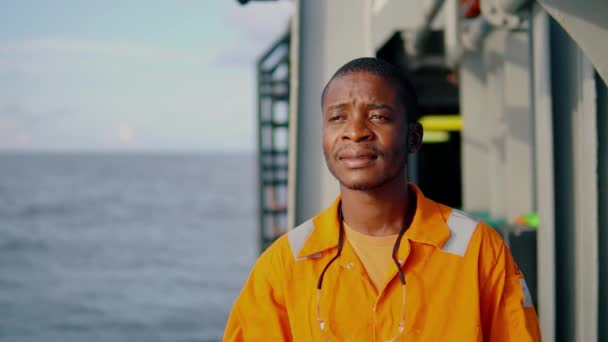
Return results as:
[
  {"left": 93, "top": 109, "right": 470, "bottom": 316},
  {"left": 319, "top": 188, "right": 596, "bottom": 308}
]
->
[
  {"left": 597, "top": 71, "right": 608, "bottom": 342},
  {"left": 531, "top": 5, "right": 555, "bottom": 340},
  {"left": 572, "top": 43, "right": 598, "bottom": 342},
  {"left": 287, "top": 0, "right": 301, "bottom": 231},
  {"left": 549, "top": 16, "right": 599, "bottom": 341},
  {"left": 256, "top": 55, "right": 265, "bottom": 252}
]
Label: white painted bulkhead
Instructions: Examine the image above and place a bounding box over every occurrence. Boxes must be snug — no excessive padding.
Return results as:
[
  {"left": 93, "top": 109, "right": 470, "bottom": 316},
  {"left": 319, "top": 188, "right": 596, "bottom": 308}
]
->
[{"left": 286, "top": 0, "right": 608, "bottom": 340}]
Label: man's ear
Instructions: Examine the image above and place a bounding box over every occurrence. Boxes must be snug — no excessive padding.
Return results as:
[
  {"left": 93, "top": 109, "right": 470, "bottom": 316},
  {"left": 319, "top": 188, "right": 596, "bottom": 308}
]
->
[{"left": 407, "top": 122, "right": 423, "bottom": 154}]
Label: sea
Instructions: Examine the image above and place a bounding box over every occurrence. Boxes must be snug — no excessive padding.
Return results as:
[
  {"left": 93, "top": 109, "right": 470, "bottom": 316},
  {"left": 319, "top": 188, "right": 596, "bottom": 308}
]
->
[{"left": 0, "top": 152, "right": 258, "bottom": 342}]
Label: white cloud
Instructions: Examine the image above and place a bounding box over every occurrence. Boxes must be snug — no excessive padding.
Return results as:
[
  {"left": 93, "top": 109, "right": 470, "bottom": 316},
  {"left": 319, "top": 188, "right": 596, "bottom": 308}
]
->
[
  {"left": 226, "top": 2, "right": 293, "bottom": 44},
  {"left": 17, "top": 132, "right": 30, "bottom": 145},
  {"left": 0, "top": 125, "right": 31, "bottom": 147},
  {"left": 214, "top": 1, "right": 293, "bottom": 67},
  {"left": 0, "top": 3, "right": 288, "bottom": 151},
  {"left": 116, "top": 124, "right": 136, "bottom": 144},
  {"left": 0, "top": 38, "right": 208, "bottom": 68},
  {"left": 0, "top": 104, "right": 72, "bottom": 124}
]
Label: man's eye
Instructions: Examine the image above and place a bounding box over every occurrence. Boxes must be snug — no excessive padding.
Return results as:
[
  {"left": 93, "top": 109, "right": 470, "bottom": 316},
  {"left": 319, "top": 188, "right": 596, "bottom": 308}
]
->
[
  {"left": 329, "top": 115, "right": 345, "bottom": 122},
  {"left": 371, "top": 114, "right": 387, "bottom": 120}
]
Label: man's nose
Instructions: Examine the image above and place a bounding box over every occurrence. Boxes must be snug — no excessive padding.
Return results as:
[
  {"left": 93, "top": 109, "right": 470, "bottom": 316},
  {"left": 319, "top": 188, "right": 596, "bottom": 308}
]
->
[{"left": 342, "top": 116, "right": 373, "bottom": 142}]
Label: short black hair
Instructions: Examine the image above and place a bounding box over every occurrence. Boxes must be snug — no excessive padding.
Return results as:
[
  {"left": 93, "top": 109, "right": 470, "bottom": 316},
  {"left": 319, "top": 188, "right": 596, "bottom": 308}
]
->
[{"left": 321, "top": 57, "right": 419, "bottom": 122}]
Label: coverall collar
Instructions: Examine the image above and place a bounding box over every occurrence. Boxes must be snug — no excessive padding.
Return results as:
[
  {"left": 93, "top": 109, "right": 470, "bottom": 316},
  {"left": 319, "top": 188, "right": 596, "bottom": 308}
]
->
[{"left": 296, "top": 183, "right": 452, "bottom": 260}]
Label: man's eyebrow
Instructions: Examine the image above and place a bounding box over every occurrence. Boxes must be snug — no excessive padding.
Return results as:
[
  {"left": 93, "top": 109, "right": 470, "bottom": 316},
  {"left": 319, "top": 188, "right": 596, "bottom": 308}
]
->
[
  {"left": 367, "top": 103, "right": 394, "bottom": 111},
  {"left": 326, "top": 103, "right": 348, "bottom": 112}
]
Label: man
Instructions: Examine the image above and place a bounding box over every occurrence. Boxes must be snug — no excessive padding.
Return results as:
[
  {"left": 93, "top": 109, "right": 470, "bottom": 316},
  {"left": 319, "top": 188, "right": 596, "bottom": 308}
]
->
[{"left": 224, "top": 57, "right": 541, "bottom": 341}]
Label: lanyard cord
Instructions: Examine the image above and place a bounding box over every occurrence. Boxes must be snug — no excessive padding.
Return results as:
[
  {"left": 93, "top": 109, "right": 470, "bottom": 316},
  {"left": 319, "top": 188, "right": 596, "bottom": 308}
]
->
[
  {"left": 316, "top": 190, "right": 417, "bottom": 290},
  {"left": 392, "top": 190, "right": 416, "bottom": 285},
  {"left": 316, "top": 205, "right": 345, "bottom": 290}
]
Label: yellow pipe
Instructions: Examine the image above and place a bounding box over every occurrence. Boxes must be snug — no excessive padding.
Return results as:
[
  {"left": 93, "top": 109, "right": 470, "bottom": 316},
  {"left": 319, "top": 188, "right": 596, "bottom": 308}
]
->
[
  {"left": 419, "top": 115, "right": 462, "bottom": 132},
  {"left": 422, "top": 131, "right": 450, "bottom": 143}
]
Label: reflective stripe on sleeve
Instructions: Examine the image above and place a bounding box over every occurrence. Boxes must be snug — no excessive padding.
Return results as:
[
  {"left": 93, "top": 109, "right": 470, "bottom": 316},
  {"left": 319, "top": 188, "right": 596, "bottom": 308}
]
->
[
  {"left": 442, "top": 209, "right": 478, "bottom": 256},
  {"left": 287, "top": 219, "right": 315, "bottom": 261}
]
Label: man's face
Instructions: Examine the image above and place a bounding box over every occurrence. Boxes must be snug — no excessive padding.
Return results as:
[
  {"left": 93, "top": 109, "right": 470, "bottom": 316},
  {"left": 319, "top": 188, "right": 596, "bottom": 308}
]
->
[{"left": 322, "top": 71, "right": 410, "bottom": 191}]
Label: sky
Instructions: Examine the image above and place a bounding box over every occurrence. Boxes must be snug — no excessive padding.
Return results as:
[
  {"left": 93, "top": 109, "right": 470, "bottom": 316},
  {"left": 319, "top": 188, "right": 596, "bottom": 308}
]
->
[{"left": 0, "top": 0, "right": 293, "bottom": 152}]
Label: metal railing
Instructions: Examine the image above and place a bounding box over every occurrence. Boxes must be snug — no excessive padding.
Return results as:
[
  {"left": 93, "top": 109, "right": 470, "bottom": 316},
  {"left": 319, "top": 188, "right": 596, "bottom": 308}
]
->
[{"left": 257, "top": 32, "right": 290, "bottom": 252}]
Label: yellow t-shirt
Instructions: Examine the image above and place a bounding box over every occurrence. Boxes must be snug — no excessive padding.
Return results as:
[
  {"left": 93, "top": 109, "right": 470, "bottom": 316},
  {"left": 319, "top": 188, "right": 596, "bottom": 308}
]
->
[{"left": 343, "top": 222, "right": 398, "bottom": 292}]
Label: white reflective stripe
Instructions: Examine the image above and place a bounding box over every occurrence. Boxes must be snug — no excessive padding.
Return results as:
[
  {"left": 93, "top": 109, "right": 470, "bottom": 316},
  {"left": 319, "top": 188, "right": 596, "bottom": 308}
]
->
[
  {"left": 442, "top": 209, "right": 478, "bottom": 256},
  {"left": 520, "top": 278, "right": 533, "bottom": 308},
  {"left": 287, "top": 219, "right": 315, "bottom": 260}
]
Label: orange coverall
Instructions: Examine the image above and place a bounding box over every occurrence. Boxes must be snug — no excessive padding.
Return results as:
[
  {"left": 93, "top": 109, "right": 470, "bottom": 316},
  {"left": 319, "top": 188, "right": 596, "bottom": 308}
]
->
[{"left": 225, "top": 185, "right": 542, "bottom": 341}]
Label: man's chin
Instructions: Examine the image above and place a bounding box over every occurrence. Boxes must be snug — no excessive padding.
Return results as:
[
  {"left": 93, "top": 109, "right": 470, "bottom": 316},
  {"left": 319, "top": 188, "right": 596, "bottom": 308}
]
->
[{"left": 339, "top": 179, "right": 384, "bottom": 191}]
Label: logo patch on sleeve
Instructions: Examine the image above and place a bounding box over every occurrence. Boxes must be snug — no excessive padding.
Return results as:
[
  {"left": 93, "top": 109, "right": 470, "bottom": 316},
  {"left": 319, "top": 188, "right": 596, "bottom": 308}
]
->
[{"left": 520, "top": 278, "right": 533, "bottom": 308}]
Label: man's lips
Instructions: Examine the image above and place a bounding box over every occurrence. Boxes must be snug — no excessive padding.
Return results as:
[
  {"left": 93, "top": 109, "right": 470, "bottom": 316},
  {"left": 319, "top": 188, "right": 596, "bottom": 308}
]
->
[{"left": 337, "top": 151, "right": 379, "bottom": 168}]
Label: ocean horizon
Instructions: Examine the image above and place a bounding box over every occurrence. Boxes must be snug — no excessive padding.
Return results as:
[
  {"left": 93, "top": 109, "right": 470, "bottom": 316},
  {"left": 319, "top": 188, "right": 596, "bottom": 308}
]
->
[{"left": 0, "top": 152, "right": 258, "bottom": 342}]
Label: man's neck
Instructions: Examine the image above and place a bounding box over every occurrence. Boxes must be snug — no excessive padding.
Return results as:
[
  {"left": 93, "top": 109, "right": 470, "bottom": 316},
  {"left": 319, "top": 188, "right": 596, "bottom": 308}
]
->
[{"left": 340, "top": 176, "right": 412, "bottom": 237}]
